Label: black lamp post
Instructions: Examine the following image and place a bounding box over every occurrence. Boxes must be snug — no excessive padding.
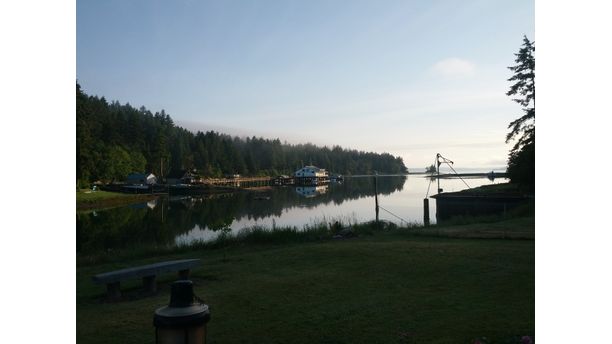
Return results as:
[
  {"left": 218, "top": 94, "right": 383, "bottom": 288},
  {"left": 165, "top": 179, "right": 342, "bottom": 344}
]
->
[{"left": 154, "top": 280, "right": 211, "bottom": 344}]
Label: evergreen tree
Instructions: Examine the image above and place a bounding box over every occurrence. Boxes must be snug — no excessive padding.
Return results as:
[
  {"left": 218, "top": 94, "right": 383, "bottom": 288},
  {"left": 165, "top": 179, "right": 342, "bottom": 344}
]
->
[{"left": 506, "top": 35, "right": 535, "bottom": 186}]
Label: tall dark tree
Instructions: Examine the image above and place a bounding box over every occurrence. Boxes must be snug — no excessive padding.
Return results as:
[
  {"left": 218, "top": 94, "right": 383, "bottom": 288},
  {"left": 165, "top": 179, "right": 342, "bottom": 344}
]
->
[{"left": 506, "top": 35, "right": 535, "bottom": 186}]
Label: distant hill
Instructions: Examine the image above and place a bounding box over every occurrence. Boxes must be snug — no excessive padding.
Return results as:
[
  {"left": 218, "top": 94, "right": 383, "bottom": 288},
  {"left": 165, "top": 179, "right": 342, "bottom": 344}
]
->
[{"left": 76, "top": 83, "right": 407, "bottom": 186}]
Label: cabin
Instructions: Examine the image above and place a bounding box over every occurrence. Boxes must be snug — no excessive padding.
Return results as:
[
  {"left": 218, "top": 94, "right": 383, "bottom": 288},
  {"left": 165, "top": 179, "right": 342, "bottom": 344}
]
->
[
  {"left": 126, "top": 172, "right": 157, "bottom": 185},
  {"left": 166, "top": 170, "right": 196, "bottom": 185}
]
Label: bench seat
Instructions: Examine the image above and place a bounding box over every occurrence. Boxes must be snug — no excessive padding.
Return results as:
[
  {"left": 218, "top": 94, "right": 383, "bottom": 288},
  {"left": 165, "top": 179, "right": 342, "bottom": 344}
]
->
[{"left": 92, "top": 259, "right": 200, "bottom": 300}]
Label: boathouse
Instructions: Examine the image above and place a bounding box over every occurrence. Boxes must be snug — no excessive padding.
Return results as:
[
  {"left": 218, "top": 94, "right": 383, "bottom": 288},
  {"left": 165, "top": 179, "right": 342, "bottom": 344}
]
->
[
  {"left": 125, "top": 172, "right": 157, "bottom": 185},
  {"left": 431, "top": 191, "right": 532, "bottom": 222}
]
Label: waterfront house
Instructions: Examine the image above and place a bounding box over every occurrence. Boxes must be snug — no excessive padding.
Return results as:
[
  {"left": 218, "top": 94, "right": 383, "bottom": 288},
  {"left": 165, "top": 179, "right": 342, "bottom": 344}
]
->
[
  {"left": 294, "top": 165, "right": 329, "bottom": 178},
  {"left": 126, "top": 172, "right": 157, "bottom": 185},
  {"left": 294, "top": 165, "right": 329, "bottom": 185}
]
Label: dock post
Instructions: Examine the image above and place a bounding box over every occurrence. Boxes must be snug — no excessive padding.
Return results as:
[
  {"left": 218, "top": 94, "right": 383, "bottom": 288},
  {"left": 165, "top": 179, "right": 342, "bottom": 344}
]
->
[
  {"left": 423, "top": 198, "right": 430, "bottom": 226},
  {"left": 374, "top": 173, "right": 379, "bottom": 225}
]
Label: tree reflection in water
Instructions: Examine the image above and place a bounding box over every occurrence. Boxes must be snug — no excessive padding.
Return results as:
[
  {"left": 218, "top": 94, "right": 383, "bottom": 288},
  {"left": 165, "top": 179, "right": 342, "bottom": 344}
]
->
[{"left": 77, "top": 176, "right": 406, "bottom": 254}]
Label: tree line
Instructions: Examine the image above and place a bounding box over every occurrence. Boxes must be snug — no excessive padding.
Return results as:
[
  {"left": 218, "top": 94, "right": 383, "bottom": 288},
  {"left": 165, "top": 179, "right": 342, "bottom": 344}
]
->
[{"left": 77, "top": 84, "right": 407, "bottom": 186}]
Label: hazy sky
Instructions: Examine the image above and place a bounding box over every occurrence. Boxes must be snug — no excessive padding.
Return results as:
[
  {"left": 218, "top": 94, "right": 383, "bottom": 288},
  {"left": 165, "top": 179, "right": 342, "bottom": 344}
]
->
[{"left": 77, "top": 0, "right": 534, "bottom": 169}]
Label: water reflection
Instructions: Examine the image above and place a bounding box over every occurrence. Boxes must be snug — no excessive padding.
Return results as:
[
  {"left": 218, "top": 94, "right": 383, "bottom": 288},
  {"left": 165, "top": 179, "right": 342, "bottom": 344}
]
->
[
  {"left": 295, "top": 185, "right": 328, "bottom": 198},
  {"left": 76, "top": 175, "right": 507, "bottom": 254},
  {"left": 77, "top": 176, "right": 406, "bottom": 254}
]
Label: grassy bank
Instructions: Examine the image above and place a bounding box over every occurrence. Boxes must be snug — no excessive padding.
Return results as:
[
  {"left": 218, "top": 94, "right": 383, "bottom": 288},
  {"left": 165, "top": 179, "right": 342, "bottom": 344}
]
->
[
  {"left": 76, "top": 190, "right": 159, "bottom": 211},
  {"left": 77, "top": 217, "right": 534, "bottom": 343},
  {"left": 77, "top": 202, "right": 534, "bottom": 267}
]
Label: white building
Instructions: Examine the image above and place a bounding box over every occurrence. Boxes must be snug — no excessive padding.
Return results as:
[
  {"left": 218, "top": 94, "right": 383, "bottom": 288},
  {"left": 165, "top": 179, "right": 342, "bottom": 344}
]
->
[{"left": 294, "top": 165, "right": 328, "bottom": 178}]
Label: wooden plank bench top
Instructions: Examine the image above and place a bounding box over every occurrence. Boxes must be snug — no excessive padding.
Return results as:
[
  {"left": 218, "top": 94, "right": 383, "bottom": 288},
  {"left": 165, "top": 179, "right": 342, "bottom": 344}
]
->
[
  {"left": 92, "top": 259, "right": 201, "bottom": 300},
  {"left": 92, "top": 259, "right": 200, "bottom": 284}
]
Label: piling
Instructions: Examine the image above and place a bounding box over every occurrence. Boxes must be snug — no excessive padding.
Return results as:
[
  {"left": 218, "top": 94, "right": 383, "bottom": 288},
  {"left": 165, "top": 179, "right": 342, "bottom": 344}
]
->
[
  {"left": 374, "top": 174, "right": 379, "bottom": 225},
  {"left": 423, "top": 198, "right": 430, "bottom": 226}
]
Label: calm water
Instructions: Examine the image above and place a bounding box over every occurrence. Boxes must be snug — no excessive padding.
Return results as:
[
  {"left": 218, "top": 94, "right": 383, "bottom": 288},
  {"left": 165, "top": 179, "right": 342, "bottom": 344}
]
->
[{"left": 76, "top": 175, "right": 507, "bottom": 254}]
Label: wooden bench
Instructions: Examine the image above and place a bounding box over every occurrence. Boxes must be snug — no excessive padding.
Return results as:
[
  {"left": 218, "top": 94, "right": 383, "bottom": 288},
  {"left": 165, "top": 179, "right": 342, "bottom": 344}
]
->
[{"left": 92, "top": 259, "right": 201, "bottom": 300}]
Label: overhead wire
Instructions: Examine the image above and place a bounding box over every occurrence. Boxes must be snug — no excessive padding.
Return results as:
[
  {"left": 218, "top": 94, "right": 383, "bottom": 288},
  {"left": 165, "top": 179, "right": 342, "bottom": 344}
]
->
[
  {"left": 443, "top": 162, "right": 471, "bottom": 189},
  {"left": 378, "top": 205, "right": 410, "bottom": 225}
]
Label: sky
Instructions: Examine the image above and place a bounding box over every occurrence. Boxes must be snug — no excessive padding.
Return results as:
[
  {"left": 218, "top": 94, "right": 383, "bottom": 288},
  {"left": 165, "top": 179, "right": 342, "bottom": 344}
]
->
[{"left": 77, "top": 0, "right": 534, "bottom": 170}]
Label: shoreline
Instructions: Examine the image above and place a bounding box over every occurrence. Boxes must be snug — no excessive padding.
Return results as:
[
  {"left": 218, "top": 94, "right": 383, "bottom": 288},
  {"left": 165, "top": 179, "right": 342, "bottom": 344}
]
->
[
  {"left": 77, "top": 213, "right": 534, "bottom": 266},
  {"left": 76, "top": 191, "right": 160, "bottom": 211}
]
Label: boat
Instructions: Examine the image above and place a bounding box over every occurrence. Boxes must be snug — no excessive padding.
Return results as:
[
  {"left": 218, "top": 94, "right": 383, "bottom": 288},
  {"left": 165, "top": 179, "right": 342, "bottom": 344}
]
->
[{"left": 330, "top": 174, "right": 344, "bottom": 182}]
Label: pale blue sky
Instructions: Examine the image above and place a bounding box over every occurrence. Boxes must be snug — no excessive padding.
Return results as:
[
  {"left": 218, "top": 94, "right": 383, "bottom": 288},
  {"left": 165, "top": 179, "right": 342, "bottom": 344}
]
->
[{"left": 77, "top": 0, "right": 534, "bottom": 169}]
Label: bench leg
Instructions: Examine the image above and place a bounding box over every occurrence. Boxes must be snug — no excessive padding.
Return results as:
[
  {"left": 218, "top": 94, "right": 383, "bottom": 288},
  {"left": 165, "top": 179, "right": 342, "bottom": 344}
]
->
[
  {"left": 178, "top": 269, "right": 190, "bottom": 280},
  {"left": 143, "top": 275, "right": 157, "bottom": 293},
  {"left": 106, "top": 282, "right": 121, "bottom": 300}
]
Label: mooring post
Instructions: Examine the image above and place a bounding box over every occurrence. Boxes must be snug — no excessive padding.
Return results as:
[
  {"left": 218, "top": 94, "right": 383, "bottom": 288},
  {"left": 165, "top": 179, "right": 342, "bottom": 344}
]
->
[
  {"left": 436, "top": 153, "right": 441, "bottom": 194},
  {"left": 374, "top": 172, "right": 379, "bottom": 225},
  {"left": 423, "top": 198, "right": 430, "bottom": 226}
]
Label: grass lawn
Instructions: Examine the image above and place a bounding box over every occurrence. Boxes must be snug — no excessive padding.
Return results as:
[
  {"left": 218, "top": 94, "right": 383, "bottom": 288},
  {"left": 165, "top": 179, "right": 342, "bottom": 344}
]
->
[
  {"left": 76, "top": 222, "right": 534, "bottom": 343},
  {"left": 76, "top": 190, "right": 158, "bottom": 211}
]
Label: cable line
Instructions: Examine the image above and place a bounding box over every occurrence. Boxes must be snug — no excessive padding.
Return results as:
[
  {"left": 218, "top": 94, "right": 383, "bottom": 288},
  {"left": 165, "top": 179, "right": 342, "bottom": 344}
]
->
[
  {"left": 444, "top": 163, "right": 471, "bottom": 189},
  {"left": 378, "top": 205, "right": 410, "bottom": 225}
]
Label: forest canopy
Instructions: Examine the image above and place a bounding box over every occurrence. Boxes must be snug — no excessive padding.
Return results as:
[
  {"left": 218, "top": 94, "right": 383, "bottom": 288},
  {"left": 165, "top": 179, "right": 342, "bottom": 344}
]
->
[{"left": 76, "top": 83, "right": 408, "bottom": 185}]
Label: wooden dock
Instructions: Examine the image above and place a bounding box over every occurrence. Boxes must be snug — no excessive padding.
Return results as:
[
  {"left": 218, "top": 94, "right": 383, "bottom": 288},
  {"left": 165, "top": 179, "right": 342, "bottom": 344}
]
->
[
  {"left": 201, "top": 176, "right": 273, "bottom": 187},
  {"left": 101, "top": 175, "right": 303, "bottom": 196},
  {"left": 434, "top": 172, "right": 508, "bottom": 179}
]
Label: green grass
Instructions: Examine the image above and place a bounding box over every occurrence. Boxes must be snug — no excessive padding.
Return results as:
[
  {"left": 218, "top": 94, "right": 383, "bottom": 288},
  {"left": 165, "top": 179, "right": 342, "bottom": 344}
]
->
[
  {"left": 76, "top": 215, "right": 534, "bottom": 267},
  {"left": 76, "top": 190, "right": 131, "bottom": 201},
  {"left": 77, "top": 190, "right": 158, "bottom": 211},
  {"left": 77, "top": 219, "right": 534, "bottom": 343}
]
